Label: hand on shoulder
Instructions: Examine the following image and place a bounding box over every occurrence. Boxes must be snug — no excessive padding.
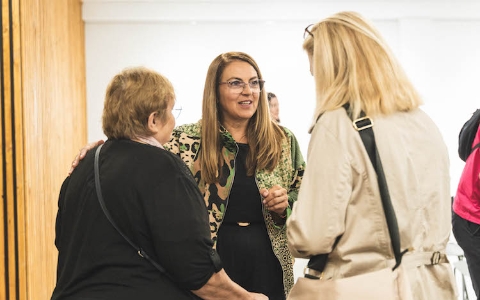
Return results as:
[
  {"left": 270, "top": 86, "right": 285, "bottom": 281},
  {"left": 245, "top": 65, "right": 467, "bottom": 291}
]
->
[{"left": 68, "top": 140, "right": 104, "bottom": 175}]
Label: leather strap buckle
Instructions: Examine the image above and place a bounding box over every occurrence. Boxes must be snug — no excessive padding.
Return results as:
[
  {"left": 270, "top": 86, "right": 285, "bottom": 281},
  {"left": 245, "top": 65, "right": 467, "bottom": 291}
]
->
[
  {"left": 352, "top": 116, "right": 374, "bottom": 131},
  {"left": 430, "top": 251, "right": 441, "bottom": 265}
]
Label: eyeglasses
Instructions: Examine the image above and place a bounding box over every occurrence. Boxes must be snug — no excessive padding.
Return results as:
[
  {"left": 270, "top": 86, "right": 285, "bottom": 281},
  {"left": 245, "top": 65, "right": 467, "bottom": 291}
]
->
[
  {"left": 173, "top": 105, "right": 182, "bottom": 119},
  {"left": 304, "top": 24, "right": 314, "bottom": 39},
  {"left": 219, "top": 79, "right": 265, "bottom": 92}
]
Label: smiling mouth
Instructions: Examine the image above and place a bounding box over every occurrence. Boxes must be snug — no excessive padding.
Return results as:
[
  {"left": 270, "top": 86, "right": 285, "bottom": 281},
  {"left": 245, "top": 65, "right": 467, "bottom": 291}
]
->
[{"left": 238, "top": 100, "right": 252, "bottom": 105}]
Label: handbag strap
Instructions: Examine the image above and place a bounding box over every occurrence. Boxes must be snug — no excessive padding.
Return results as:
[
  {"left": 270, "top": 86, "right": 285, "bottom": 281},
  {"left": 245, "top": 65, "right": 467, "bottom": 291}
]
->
[
  {"left": 94, "top": 144, "right": 169, "bottom": 275},
  {"left": 345, "top": 105, "right": 408, "bottom": 271}
]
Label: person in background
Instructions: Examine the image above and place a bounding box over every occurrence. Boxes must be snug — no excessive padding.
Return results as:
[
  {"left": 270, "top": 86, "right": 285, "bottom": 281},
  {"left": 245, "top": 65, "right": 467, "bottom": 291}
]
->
[
  {"left": 267, "top": 92, "right": 281, "bottom": 123},
  {"left": 53, "top": 67, "right": 267, "bottom": 300},
  {"left": 69, "top": 52, "right": 305, "bottom": 300},
  {"left": 287, "top": 11, "right": 456, "bottom": 299},
  {"left": 452, "top": 124, "right": 480, "bottom": 299}
]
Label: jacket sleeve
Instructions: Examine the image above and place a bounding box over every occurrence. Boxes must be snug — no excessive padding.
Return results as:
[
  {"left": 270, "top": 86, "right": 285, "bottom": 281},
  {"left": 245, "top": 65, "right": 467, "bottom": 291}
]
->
[
  {"left": 163, "top": 128, "right": 181, "bottom": 155},
  {"left": 286, "top": 122, "right": 351, "bottom": 258},
  {"left": 143, "top": 153, "right": 220, "bottom": 290},
  {"left": 286, "top": 129, "right": 306, "bottom": 217},
  {"left": 468, "top": 131, "right": 480, "bottom": 201},
  {"left": 55, "top": 176, "right": 71, "bottom": 250}
]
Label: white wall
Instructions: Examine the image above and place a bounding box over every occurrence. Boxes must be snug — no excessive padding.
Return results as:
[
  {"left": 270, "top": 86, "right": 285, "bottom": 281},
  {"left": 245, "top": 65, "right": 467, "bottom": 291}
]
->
[
  {"left": 82, "top": 0, "right": 480, "bottom": 194},
  {"left": 82, "top": 0, "right": 480, "bottom": 290}
]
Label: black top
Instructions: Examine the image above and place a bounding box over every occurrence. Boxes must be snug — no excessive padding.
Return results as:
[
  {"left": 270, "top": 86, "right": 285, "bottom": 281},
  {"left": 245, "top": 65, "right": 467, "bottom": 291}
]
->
[
  {"left": 51, "top": 139, "right": 221, "bottom": 300},
  {"left": 222, "top": 143, "right": 263, "bottom": 224}
]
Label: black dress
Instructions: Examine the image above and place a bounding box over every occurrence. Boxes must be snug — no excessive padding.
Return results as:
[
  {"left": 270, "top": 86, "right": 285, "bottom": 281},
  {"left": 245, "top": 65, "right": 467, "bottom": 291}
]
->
[{"left": 216, "top": 143, "right": 285, "bottom": 300}]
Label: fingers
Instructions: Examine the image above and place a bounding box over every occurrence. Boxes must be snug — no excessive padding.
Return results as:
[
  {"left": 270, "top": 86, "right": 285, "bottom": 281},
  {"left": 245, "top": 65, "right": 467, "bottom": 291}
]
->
[
  {"left": 251, "top": 293, "right": 268, "bottom": 300},
  {"left": 68, "top": 139, "right": 105, "bottom": 175},
  {"left": 265, "top": 196, "right": 288, "bottom": 215},
  {"left": 262, "top": 185, "right": 288, "bottom": 215},
  {"left": 80, "top": 140, "right": 104, "bottom": 160},
  {"left": 68, "top": 155, "right": 80, "bottom": 175},
  {"left": 259, "top": 188, "right": 269, "bottom": 198}
]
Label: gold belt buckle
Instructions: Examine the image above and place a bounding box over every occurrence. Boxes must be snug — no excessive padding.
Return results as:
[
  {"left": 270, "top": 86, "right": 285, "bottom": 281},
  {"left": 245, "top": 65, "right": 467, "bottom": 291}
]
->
[{"left": 237, "top": 222, "right": 250, "bottom": 227}]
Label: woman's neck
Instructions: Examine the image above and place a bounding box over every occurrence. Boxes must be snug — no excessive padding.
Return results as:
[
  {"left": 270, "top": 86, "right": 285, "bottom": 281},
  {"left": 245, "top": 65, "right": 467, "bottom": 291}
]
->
[
  {"left": 131, "top": 136, "right": 164, "bottom": 149},
  {"left": 222, "top": 120, "right": 248, "bottom": 144}
]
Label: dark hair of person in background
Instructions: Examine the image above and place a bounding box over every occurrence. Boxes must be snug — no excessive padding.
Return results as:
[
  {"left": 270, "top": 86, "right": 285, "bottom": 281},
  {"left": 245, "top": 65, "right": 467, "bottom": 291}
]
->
[{"left": 267, "top": 92, "right": 281, "bottom": 123}]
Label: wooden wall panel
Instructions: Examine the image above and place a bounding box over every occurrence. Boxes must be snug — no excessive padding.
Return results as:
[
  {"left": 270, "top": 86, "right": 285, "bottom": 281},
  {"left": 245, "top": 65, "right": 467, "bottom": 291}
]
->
[
  {"left": 1, "top": 0, "right": 87, "bottom": 299},
  {"left": 2, "top": 1, "right": 25, "bottom": 299}
]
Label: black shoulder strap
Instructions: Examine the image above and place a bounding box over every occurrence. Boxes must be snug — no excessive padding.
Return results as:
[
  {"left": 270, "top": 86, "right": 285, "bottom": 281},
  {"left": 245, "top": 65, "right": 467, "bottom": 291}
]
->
[
  {"left": 94, "top": 144, "right": 169, "bottom": 275},
  {"left": 344, "top": 105, "right": 408, "bottom": 271},
  {"left": 472, "top": 143, "right": 480, "bottom": 153}
]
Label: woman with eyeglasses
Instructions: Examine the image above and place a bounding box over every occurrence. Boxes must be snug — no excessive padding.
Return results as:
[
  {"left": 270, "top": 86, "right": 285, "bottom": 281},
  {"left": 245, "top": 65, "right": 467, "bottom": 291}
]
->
[
  {"left": 164, "top": 52, "right": 305, "bottom": 300},
  {"left": 70, "top": 52, "right": 305, "bottom": 299},
  {"left": 286, "top": 11, "right": 456, "bottom": 299}
]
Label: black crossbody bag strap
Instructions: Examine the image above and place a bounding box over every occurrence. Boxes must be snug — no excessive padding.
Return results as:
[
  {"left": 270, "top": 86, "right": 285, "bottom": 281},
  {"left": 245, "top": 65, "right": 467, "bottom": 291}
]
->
[
  {"left": 306, "top": 107, "right": 408, "bottom": 276},
  {"left": 348, "top": 106, "right": 408, "bottom": 271},
  {"left": 94, "top": 144, "right": 170, "bottom": 276}
]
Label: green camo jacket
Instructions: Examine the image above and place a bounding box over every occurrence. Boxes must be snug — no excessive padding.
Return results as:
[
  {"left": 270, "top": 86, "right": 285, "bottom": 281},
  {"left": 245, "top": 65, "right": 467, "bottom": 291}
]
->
[{"left": 163, "top": 121, "right": 305, "bottom": 296}]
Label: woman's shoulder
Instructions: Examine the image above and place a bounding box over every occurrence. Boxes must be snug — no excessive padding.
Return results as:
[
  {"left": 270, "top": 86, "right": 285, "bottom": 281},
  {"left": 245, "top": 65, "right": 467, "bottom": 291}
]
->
[
  {"left": 310, "top": 107, "right": 352, "bottom": 136},
  {"left": 130, "top": 143, "right": 190, "bottom": 174},
  {"left": 277, "top": 124, "right": 301, "bottom": 141},
  {"left": 172, "top": 120, "right": 201, "bottom": 137},
  {"left": 164, "top": 121, "right": 202, "bottom": 154}
]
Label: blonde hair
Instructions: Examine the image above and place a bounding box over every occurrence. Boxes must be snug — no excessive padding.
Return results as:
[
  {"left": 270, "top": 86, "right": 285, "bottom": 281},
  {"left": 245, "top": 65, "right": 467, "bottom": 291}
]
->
[
  {"left": 102, "top": 67, "right": 175, "bottom": 139},
  {"left": 200, "top": 52, "right": 285, "bottom": 184},
  {"left": 303, "top": 11, "right": 422, "bottom": 120}
]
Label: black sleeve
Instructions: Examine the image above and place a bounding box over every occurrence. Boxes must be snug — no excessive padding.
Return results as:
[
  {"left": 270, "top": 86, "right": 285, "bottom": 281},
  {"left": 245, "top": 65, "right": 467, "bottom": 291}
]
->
[
  {"left": 55, "top": 176, "right": 71, "bottom": 250},
  {"left": 141, "top": 152, "right": 222, "bottom": 290}
]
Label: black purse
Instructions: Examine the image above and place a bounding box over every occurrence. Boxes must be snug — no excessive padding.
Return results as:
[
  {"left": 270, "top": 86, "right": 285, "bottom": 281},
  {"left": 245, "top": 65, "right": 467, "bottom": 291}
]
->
[{"left": 305, "top": 105, "right": 408, "bottom": 278}]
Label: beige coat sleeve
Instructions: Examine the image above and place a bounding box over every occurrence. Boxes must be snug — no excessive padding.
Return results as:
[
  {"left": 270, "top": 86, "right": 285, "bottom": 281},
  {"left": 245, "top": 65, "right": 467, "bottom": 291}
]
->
[{"left": 286, "top": 122, "right": 352, "bottom": 258}]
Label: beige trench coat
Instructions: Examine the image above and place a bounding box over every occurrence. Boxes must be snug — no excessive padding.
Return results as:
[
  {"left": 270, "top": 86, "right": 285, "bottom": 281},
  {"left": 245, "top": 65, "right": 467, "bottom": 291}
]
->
[{"left": 287, "top": 108, "right": 457, "bottom": 299}]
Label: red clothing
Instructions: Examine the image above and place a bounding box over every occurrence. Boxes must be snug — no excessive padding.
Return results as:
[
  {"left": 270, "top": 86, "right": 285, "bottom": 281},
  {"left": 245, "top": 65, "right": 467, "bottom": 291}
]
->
[{"left": 454, "top": 125, "right": 480, "bottom": 225}]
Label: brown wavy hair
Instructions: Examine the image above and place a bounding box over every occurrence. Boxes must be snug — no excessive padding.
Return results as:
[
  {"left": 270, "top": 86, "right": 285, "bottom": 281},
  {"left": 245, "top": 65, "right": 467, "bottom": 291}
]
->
[{"left": 200, "top": 52, "right": 285, "bottom": 184}]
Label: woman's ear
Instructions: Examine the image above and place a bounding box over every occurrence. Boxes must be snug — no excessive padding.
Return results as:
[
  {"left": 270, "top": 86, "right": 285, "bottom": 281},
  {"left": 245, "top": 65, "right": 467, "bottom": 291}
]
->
[{"left": 147, "top": 112, "right": 158, "bottom": 133}]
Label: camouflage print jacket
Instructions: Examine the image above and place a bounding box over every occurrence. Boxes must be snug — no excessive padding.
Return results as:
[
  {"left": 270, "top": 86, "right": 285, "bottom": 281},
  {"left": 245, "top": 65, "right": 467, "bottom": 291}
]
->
[{"left": 163, "top": 121, "right": 305, "bottom": 296}]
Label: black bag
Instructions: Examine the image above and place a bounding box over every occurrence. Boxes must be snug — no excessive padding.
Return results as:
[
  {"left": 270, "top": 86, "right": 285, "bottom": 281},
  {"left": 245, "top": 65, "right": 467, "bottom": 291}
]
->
[{"left": 458, "top": 109, "right": 480, "bottom": 162}]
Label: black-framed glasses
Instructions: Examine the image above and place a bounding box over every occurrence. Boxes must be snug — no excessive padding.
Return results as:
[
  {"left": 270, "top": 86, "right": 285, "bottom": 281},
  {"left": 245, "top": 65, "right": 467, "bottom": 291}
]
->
[
  {"left": 304, "top": 24, "right": 314, "bottom": 39},
  {"left": 219, "top": 79, "right": 265, "bottom": 93}
]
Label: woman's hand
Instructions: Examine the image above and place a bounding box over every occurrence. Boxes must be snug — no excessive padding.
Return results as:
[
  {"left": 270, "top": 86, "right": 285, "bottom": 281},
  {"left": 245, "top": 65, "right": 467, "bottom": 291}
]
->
[
  {"left": 260, "top": 185, "right": 288, "bottom": 217},
  {"left": 250, "top": 293, "right": 268, "bottom": 300},
  {"left": 68, "top": 140, "right": 104, "bottom": 175}
]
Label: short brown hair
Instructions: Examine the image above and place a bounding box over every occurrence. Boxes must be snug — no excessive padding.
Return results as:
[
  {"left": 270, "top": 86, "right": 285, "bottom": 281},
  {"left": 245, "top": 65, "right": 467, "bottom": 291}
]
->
[{"left": 102, "top": 67, "right": 175, "bottom": 139}]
